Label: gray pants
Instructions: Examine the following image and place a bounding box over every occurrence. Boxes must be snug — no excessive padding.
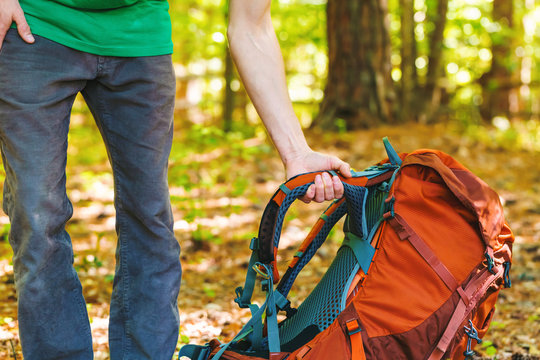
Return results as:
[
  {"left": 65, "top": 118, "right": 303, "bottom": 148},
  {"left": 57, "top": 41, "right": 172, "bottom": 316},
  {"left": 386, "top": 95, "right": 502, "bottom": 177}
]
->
[{"left": 0, "top": 29, "right": 181, "bottom": 360}]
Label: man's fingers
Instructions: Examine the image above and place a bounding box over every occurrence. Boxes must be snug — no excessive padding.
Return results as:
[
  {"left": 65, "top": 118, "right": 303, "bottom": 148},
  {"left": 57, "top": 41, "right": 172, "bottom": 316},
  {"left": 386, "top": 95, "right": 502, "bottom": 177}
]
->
[
  {"left": 329, "top": 156, "right": 351, "bottom": 178},
  {"left": 333, "top": 175, "right": 344, "bottom": 199},
  {"left": 339, "top": 161, "right": 352, "bottom": 178},
  {"left": 313, "top": 174, "right": 325, "bottom": 203},
  {"left": 322, "top": 172, "right": 334, "bottom": 201},
  {"left": 299, "top": 184, "right": 315, "bottom": 204},
  {"left": 298, "top": 173, "right": 344, "bottom": 204},
  {"left": 13, "top": 8, "right": 34, "bottom": 43}
]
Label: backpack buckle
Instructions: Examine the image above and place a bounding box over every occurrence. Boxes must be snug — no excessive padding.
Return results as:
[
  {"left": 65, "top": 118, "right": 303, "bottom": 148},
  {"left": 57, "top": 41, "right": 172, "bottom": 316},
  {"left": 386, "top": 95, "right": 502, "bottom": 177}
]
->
[
  {"left": 234, "top": 287, "right": 250, "bottom": 308},
  {"left": 463, "top": 319, "right": 482, "bottom": 359},
  {"left": 383, "top": 195, "right": 395, "bottom": 219},
  {"left": 484, "top": 252, "right": 495, "bottom": 274},
  {"left": 345, "top": 319, "right": 361, "bottom": 335},
  {"left": 503, "top": 261, "right": 511, "bottom": 288}
]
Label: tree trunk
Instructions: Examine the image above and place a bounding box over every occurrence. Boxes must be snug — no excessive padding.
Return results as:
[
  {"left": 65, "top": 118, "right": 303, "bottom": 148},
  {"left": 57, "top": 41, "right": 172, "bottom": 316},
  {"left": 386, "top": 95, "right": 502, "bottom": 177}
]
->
[
  {"left": 399, "top": 0, "right": 416, "bottom": 122},
  {"left": 314, "top": 0, "right": 395, "bottom": 130},
  {"left": 419, "top": 0, "right": 448, "bottom": 123},
  {"left": 480, "top": 0, "right": 514, "bottom": 121}
]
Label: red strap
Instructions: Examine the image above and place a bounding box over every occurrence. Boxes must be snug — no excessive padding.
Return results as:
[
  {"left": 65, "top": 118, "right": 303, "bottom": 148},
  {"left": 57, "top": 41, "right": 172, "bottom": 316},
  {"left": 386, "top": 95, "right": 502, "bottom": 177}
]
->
[
  {"left": 427, "top": 265, "right": 503, "bottom": 360},
  {"left": 385, "top": 212, "right": 459, "bottom": 291}
]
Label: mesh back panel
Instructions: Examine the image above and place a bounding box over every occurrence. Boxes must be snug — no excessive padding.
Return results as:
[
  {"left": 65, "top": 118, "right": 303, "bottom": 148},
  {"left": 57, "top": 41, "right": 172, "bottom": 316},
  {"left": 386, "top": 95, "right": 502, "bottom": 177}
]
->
[
  {"left": 364, "top": 186, "right": 387, "bottom": 231},
  {"left": 342, "top": 184, "right": 367, "bottom": 236},
  {"left": 277, "top": 247, "right": 358, "bottom": 345}
]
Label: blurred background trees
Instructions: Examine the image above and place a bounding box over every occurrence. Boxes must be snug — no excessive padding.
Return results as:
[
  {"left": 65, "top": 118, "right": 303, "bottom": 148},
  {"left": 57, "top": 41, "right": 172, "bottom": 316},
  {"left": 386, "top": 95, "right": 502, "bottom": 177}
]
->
[{"left": 169, "top": 0, "right": 538, "bottom": 149}]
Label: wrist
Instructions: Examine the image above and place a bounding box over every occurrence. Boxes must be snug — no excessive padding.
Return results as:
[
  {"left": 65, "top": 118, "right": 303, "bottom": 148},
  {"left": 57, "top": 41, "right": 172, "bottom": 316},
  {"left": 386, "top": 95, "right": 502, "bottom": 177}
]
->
[{"left": 282, "top": 143, "right": 312, "bottom": 167}]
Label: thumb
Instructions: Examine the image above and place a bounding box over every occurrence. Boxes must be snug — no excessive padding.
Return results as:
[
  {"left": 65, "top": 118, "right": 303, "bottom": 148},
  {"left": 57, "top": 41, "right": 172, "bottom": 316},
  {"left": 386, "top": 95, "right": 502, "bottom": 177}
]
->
[
  {"left": 329, "top": 156, "right": 352, "bottom": 178},
  {"left": 13, "top": 8, "right": 34, "bottom": 43}
]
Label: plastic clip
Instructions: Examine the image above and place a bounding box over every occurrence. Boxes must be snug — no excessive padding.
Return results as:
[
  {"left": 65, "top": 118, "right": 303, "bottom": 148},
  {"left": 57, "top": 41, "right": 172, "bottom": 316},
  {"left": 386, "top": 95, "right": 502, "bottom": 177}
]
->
[
  {"left": 463, "top": 319, "right": 482, "bottom": 359},
  {"left": 378, "top": 181, "right": 390, "bottom": 193},
  {"left": 484, "top": 252, "right": 495, "bottom": 274},
  {"left": 383, "top": 195, "right": 395, "bottom": 219},
  {"left": 234, "top": 287, "right": 249, "bottom": 308},
  {"left": 345, "top": 320, "right": 361, "bottom": 335},
  {"left": 250, "top": 237, "right": 259, "bottom": 251},
  {"left": 503, "top": 261, "right": 511, "bottom": 288}
]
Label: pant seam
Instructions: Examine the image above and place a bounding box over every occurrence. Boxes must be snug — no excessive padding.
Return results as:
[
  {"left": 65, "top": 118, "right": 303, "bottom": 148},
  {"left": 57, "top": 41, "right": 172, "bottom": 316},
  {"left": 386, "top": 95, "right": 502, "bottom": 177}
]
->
[{"left": 92, "top": 89, "right": 132, "bottom": 358}]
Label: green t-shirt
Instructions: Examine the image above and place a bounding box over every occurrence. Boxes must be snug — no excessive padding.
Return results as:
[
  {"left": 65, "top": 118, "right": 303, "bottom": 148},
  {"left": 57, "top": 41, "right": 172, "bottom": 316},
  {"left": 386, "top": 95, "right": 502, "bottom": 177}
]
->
[{"left": 16, "top": 0, "right": 172, "bottom": 57}]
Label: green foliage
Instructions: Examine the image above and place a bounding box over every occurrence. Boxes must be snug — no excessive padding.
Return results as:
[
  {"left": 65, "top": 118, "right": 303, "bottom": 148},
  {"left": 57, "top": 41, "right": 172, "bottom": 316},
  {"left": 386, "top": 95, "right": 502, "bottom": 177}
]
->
[
  {"left": 1, "top": 224, "right": 9, "bottom": 243},
  {"left": 74, "top": 254, "right": 104, "bottom": 272},
  {"left": 481, "top": 340, "right": 498, "bottom": 356},
  {"left": 459, "top": 118, "right": 540, "bottom": 152},
  {"left": 192, "top": 225, "right": 222, "bottom": 245},
  {"left": 180, "top": 334, "right": 191, "bottom": 344}
]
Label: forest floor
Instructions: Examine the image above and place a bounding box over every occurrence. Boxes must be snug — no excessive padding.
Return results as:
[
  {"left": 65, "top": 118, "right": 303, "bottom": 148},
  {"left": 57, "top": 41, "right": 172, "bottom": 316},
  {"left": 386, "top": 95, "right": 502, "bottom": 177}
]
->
[{"left": 0, "top": 121, "right": 539, "bottom": 359}]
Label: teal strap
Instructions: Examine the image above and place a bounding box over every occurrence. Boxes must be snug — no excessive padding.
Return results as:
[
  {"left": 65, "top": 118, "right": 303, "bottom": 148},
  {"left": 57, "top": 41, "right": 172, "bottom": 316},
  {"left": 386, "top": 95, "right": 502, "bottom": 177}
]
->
[
  {"left": 340, "top": 263, "right": 360, "bottom": 310},
  {"left": 388, "top": 167, "right": 400, "bottom": 188},
  {"left": 366, "top": 217, "right": 384, "bottom": 243},
  {"left": 294, "top": 251, "right": 304, "bottom": 258},
  {"left": 343, "top": 232, "right": 376, "bottom": 274},
  {"left": 383, "top": 137, "right": 402, "bottom": 166},
  {"left": 361, "top": 188, "right": 369, "bottom": 240},
  {"left": 234, "top": 250, "right": 259, "bottom": 308},
  {"left": 213, "top": 264, "right": 281, "bottom": 359},
  {"left": 279, "top": 183, "right": 291, "bottom": 195},
  {"left": 248, "top": 303, "right": 263, "bottom": 350},
  {"left": 274, "top": 290, "right": 289, "bottom": 310},
  {"left": 178, "top": 344, "right": 211, "bottom": 360},
  {"left": 320, "top": 214, "right": 329, "bottom": 221},
  {"left": 350, "top": 168, "right": 394, "bottom": 179},
  {"left": 211, "top": 300, "right": 268, "bottom": 359},
  {"left": 266, "top": 282, "right": 281, "bottom": 354}
]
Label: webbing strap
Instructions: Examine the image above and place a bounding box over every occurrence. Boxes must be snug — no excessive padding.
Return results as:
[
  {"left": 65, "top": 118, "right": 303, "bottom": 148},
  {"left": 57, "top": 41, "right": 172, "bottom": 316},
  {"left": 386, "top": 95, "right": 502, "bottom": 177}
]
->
[
  {"left": 427, "top": 265, "right": 504, "bottom": 360},
  {"left": 213, "top": 266, "right": 280, "bottom": 359},
  {"left": 342, "top": 232, "right": 376, "bottom": 274},
  {"left": 266, "top": 280, "right": 281, "bottom": 354},
  {"left": 383, "top": 137, "right": 402, "bottom": 166},
  {"left": 249, "top": 303, "right": 263, "bottom": 350},
  {"left": 234, "top": 250, "right": 260, "bottom": 308},
  {"left": 346, "top": 320, "right": 366, "bottom": 360},
  {"left": 385, "top": 212, "right": 459, "bottom": 291},
  {"left": 279, "top": 184, "right": 291, "bottom": 195}
]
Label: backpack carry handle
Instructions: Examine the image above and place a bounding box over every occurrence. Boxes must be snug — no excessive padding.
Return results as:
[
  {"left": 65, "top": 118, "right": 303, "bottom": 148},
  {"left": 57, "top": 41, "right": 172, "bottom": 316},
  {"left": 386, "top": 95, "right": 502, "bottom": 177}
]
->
[{"left": 256, "top": 171, "right": 369, "bottom": 267}]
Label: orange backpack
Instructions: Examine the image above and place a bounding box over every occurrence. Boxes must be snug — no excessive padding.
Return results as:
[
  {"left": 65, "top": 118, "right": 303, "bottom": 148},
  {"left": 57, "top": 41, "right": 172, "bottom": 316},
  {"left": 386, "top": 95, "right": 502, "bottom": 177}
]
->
[{"left": 179, "top": 138, "right": 514, "bottom": 360}]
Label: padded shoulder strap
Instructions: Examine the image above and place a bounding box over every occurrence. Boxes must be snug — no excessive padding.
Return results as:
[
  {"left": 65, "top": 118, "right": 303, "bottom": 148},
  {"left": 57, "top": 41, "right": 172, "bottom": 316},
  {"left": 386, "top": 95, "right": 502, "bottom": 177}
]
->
[{"left": 257, "top": 172, "right": 370, "bottom": 264}]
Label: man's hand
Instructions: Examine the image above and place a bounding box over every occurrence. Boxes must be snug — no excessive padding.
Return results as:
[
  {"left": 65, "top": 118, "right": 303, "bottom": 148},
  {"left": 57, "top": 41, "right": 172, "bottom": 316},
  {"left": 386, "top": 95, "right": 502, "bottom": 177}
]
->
[
  {"left": 0, "top": 0, "right": 34, "bottom": 50},
  {"left": 285, "top": 150, "right": 352, "bottom": 203}
]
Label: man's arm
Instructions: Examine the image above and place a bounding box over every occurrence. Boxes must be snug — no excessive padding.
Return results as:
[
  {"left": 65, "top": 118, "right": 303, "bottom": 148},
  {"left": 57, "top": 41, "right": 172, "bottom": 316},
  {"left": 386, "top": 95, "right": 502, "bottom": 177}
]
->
[
  {"left": 227, "top": 0, "right": 351, "bottom": 203},
  {"left": 0, "top": 0, "right": 34, "bottom": 50}
]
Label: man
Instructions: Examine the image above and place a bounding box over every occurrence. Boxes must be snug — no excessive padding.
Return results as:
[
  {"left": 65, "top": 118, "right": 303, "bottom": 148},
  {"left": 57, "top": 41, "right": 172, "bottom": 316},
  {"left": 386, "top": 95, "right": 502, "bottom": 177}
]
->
[{"left": 0, "top": 0, "right": 350, "bottom": 359}]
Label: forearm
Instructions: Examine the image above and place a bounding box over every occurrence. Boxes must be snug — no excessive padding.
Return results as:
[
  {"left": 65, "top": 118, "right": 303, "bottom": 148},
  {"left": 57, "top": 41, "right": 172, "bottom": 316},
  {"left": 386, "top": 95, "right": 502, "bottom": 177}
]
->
[{"left": 227, "top": 2, "right": 310, "bottom": 165}]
